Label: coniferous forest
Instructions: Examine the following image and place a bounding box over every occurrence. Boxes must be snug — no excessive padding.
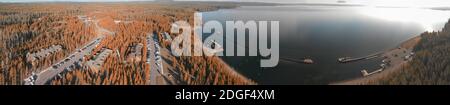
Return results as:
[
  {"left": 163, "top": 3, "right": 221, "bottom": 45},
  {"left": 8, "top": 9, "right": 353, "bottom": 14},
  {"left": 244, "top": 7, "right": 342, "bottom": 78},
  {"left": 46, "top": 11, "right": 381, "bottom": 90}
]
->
[{"left": 0, "top": 2, "right": 254, "bottom": 85}]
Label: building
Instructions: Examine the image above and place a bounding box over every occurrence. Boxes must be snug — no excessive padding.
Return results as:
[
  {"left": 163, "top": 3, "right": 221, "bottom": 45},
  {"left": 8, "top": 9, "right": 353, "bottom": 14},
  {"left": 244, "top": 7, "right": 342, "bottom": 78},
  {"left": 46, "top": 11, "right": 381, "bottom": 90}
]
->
[
  {"left": 126, "top": 43, "right": 144, "bottom": 63},
  {"left": 26, "top": 45, "right": 63, "bottom": 64},
  {"left": 85, "top": 48, "right": 112, "bottom": 72}
]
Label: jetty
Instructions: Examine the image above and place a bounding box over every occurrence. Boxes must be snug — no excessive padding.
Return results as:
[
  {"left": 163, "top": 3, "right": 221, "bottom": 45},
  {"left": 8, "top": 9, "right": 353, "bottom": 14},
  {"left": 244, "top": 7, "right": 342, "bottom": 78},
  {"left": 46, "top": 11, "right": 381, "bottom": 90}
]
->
[
  {"left": 280, "top": 57, "right": 314, "bottom": 64},
  {"left": 338, "top": 52, "right": 382, "bottom": 63}
]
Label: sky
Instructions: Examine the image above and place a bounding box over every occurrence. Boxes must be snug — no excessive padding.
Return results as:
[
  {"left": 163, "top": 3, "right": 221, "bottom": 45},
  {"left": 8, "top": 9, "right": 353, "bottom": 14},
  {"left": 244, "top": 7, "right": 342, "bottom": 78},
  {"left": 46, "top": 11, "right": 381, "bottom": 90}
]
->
[{"left": 1, "top": 0, "right": 449, "bottom": 8}]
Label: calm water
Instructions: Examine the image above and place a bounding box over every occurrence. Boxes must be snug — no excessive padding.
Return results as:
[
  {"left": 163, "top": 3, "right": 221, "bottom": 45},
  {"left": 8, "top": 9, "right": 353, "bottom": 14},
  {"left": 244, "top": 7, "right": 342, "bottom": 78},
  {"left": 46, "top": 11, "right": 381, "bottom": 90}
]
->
[{"left": 201, "top": 5, "right": 450, "bottom": 85}]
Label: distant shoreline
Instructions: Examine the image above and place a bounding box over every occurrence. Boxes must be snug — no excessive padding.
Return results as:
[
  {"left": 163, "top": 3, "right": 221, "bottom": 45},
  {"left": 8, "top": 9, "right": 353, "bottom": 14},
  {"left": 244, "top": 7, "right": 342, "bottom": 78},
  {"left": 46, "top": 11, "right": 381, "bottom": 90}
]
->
[{"left": 430, "top": 7, "right": 450, "bottom": 11}]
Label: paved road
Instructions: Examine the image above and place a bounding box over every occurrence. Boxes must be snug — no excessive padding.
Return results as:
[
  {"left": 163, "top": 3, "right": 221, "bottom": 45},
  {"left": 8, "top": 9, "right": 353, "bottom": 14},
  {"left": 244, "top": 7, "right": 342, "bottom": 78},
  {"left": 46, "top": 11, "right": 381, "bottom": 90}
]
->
[
  {"left": 146, "top": 34, "right": 158, "bottom": 85},
  {"left": 25, "top": 18, "right": 112, "bottom": 85},
  {"left": 146, "top": 33, "right": 167, "bottom": 85},
  {"left": 25, "top": 36, "right": 103, "bottom": 85}
]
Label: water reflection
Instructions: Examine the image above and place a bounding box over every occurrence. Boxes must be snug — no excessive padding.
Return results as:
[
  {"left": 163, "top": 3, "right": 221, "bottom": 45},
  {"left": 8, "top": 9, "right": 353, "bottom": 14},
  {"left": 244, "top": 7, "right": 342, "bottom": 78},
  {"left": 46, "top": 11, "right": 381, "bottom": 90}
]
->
[
  {"left": 201, "top": 5, "right": 450, "bottom": 84},
  {"left": 359, "top": 6, "right": 450, "bottom": 32}
]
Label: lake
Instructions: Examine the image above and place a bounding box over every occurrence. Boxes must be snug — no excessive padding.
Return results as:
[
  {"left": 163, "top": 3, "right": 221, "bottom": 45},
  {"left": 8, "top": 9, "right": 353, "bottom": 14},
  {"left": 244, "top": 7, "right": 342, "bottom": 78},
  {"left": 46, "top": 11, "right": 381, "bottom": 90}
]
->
[{"left": 201, "top": 5, "right": 450, "bottom": 84}]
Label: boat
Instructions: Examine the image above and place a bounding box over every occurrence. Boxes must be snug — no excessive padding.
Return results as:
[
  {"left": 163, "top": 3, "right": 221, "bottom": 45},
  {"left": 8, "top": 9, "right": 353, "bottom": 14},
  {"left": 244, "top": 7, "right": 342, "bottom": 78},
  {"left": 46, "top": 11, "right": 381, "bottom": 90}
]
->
[{"left": 303, "top": 58, "right": 314, "bottom": 64}]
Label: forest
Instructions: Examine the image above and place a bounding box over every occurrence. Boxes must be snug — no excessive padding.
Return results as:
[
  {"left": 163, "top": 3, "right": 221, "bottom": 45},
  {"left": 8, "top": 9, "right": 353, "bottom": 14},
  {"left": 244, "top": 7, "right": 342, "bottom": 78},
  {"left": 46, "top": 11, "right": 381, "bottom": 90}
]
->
[
  {"left": 0, "top": 2, "right": 254, "bottom": 85},
  {"left": 363, "top": 19, "right": 450, "bottom": 85}
]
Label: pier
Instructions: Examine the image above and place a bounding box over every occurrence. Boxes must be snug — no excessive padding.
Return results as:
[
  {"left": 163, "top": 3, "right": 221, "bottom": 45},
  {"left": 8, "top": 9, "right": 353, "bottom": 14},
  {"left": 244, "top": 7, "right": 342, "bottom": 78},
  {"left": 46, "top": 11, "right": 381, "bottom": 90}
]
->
[
  {"left": 338, "top": 52, "right": 383, "bottom": 63},
  {"left": 280, "top": 57, "right": 314, "bottom": 64}
]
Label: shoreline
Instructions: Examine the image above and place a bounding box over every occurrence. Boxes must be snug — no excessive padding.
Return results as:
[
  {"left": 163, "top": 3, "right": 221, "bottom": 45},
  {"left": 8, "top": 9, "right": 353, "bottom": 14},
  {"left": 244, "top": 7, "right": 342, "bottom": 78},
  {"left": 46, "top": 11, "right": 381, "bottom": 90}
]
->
[
  {"left": 216, "top": 56, "right": 257, "bottom": 85},
  {"left": 331, "top": 35, "right": 421, "bottom": 85},
  {"left": 191, "top": 4, "right": 257, "bottom": 85}
]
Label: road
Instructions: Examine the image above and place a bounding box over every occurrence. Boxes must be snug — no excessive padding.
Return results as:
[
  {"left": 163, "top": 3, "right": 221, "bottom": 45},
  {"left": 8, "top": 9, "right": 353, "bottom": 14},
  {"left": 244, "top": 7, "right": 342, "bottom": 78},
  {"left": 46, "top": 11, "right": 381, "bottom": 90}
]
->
[
  {"left": 146, "top": 33, "right": 165, "bottom": 85},
  {"left": 93, "top": 20, "right": 115, "bottom": 36},
  {"left": 25, "top": 17, "right": 111, "bottom": 85},
  {"left": 25, "top": 36, "right": 103, "bottom": 85},
  {"left": 146, "top": 34, "right": 157, "bottom": 85}
]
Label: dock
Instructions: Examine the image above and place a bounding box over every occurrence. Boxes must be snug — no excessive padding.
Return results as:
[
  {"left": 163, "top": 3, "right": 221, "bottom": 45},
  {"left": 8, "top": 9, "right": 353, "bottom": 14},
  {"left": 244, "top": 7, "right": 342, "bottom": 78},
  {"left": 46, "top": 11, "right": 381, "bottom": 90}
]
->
[
  {"left": 280, "top": 57, "right": 314, "bottom": 64},
  {"left": 338, "top": 52, "right": 382, "bottom": 63},
  {"left": 361, "top": 64, "right": 386, "bottom": 77}
]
